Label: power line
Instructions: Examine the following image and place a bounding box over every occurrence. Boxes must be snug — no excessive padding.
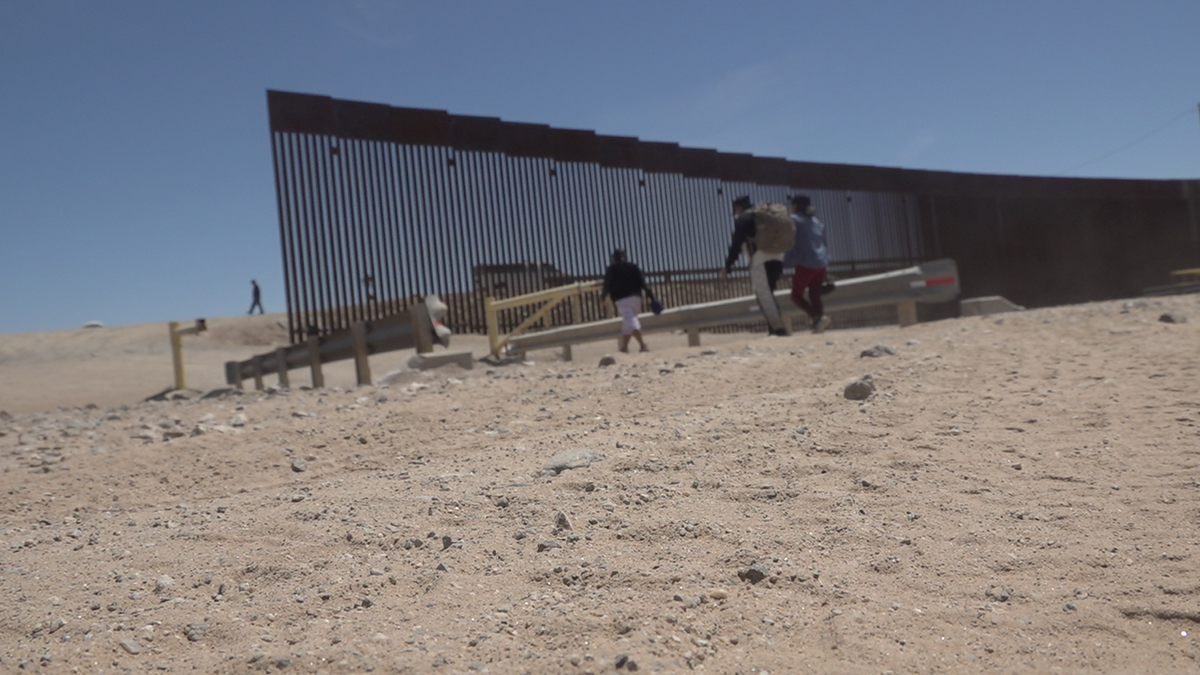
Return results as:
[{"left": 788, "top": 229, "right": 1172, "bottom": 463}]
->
[{"left": 1055, "top": 106, "right": 1196, "bottom": 176}]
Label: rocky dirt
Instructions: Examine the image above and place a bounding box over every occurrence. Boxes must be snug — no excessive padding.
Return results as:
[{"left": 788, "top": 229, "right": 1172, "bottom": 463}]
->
[{"left": 1, "top": 294, "right": 1199, "bottom": 674}]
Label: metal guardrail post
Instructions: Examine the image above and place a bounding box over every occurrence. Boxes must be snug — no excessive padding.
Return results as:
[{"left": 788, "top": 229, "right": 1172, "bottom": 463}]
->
[
  {"left": 351, "top": 321, "right": 371, "bottom": 386},
  {"left": 274, "top": 347, "right": 290, "bottom": 388},
  {"left": 224, "top": 361, "right": 242, "bottom": 389},
  {"left": 306, "top": 335, "right": 324, "bottom": 388},
  {"left": 251, "top": 355, "right": 265, "bottom": 390}
]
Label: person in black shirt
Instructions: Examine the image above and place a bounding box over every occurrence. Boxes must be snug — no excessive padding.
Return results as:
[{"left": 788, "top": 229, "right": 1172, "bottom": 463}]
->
[
  {"left": 602, "top": 249, "right": 655, "bottom": 353},
  {"left": 248, "top": 280, "right": 264, "bottom": 315},
  {"left": 720, "top": 196, "right": 787, "bottom": 335}
]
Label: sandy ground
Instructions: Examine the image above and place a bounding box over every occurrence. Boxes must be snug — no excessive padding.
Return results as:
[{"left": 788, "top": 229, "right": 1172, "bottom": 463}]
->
[{"left": 1, "top": 294, "right": 1199, "bottom": 674}]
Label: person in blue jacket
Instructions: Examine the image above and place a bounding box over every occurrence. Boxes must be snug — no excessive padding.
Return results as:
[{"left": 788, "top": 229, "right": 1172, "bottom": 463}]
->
[{"left": 784, "top": 195, "right": 832, "bottom": 333}]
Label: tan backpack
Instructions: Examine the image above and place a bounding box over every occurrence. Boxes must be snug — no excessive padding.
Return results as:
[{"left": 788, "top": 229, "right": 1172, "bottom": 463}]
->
[{"left": 750, "top": 203, "right": 796, "bottom": 254}]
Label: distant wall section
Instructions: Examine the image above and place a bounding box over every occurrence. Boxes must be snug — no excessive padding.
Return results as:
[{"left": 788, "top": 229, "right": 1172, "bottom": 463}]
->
[{"left": 267, "top": 90, "right": 1199, "bottom": 342}]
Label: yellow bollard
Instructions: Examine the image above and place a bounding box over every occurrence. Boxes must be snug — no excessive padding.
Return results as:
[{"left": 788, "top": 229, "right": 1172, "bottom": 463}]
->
[{"left": 169, "top": 319, "right": 207, "bottom": 390}]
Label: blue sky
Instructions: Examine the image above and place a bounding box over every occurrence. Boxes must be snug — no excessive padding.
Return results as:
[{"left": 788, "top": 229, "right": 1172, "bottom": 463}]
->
[{"left": 2, "top": 0, "right": 1198, "bottom": 334}]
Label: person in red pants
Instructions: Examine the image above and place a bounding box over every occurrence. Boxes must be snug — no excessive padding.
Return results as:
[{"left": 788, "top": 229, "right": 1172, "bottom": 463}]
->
[{"left": 783, "top": 195, "right": 832, "bottom": 333}]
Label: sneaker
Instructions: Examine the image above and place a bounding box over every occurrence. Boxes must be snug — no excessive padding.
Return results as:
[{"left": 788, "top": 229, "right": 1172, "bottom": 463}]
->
[{"left": 812, "top": 315, "right": 832, "bottom": 334}]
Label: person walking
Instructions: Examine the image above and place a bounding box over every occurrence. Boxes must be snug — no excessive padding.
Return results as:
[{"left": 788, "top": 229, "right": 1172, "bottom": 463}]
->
[
  {"left": 602, "top": 249, "right": 655, "bottom": 353},
  {"left": 248, "top": 280, "right": 265, "bottom": 315},
  {"left": 720, "top": 195, "right": 788, "bottom": 336},
  {"left": 784, "top": 195, "right": 832, "bottom": 333}
]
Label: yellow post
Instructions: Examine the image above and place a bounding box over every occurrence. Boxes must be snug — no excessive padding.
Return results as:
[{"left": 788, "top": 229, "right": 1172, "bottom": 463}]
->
[
  {"left": 168, "top": 319, "right": 207, "bottom": 390},
  {"left": 486, "top": 296, "right": 502, "bottom": 357}
]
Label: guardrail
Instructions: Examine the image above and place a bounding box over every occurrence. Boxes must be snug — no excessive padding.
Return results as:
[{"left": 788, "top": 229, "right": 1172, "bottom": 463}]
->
[
  {"left": 485, "top": 281, "right": 603, "bottom": 358},
  {"left": 505, "top": 259, "right": 959, "bottom": 358},
  {"left": 225, "top": 298, "right": 449, "bottom": 390}
]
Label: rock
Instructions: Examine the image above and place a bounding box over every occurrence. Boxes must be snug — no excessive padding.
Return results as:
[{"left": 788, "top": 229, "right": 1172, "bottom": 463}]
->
[
  {"left": 986, "top": 587, "right": 1012, "bottom": 602},
  {"left": 230, "top": 414, "right": 247, "bottom": 427},
  {"left": 554, "top": 511, "right": 573, "bottom": 530},
  {"left": 537, "top": 541, "right": 562, "bottom": 552},
  {"left": 598, "top": 355, "right": 617, "bottom": 367},
  {"left": 1122, "top": 300, "right": 1149, "bottom": 312},
  {"left": 860, "top": 344, "right": 897, "bottom": 358},
  {"left": 184, "top": 622, "right": 208, "bottom": 641},
  {"left": 542, "top": 448, "right": 603, "bottom": 475},
  {"left": 118, "top": 638, "right": 141, "bottom": 654},
  {"left": 700, "top": 349, "right": 718, "bottom": 356},
  {"left": 291, "top": 459, "right": 307, "bottom": 473},
  {"left": 844, "top": 375, "right": 876, "bottom": 401},
  {"left": 154, "top": 575, "right": 174, "bottom": 594},
  {"left": 738, "top": 566, "right": 769, "bottom": 584},
  {"left": 1159, "top": 313, "right": 1187, "bottom": 324}
]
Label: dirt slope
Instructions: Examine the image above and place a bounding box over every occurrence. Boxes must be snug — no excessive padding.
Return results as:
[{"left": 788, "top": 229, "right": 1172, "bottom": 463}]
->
[{"left": 1, "top": 295, "right": 1198, "bottom": 673}]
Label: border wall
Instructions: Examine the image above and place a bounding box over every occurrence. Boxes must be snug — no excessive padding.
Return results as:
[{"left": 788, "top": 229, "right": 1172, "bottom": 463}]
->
[{"left": 267, "top": 89, "right": 1200, "bottom": 343}]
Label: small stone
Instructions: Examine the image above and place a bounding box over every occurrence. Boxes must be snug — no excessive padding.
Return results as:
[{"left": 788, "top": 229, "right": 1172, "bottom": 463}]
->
[
  {"left": 615, "top": 653, "right": 628, "bottom": 669},
  {"left": 118, "top": 638, "right": 141, "bottom": 655},
  {"left": 1159, "top": 313, "right": 1187, "bottom": 324},
  {"left": 738, "top": 566, "right": 768, "bottom": 584},
  {"left": 291, "top": 459, "right": 307, "bottom": 473},
  {"left": 184, "top": 622, "right": 208, "bottom": 642},
  {"left": 494, "top": 496, "right": 510, "bottom": 508},
  {"left": 554, "top": 511, "right": 572, "bottom": 530},
  {"left": 154, "top": 575, "right": 174, "bottom": 594},
  {"left": 708, "top": 588, "right": 729, "bottom": 600},
  {"left": 542, "top": 448, "right": 603, "bottom": 475},
  {"left": 844, "top": 375, "right": 875, "bottom": 401},
  {"left": 230, "top": 414, "right": 247, "bottom": 427},
  {"left": 537, "top": 541, "right": 562, "bottom": 553},
  {"left": 1064, "top": 602, "right": 1077, "bottom": 611},
  {"left": 860, "top": 344, "right": 897, "bottom": 358},
  {"left": 599, "top": 355, "right": 617, "bottom": 367}
]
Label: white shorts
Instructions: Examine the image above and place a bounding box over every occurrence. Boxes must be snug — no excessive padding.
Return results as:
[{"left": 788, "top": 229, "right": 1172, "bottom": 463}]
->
[{"left": 614, "top": 295, "right": 642, "bottom": 335}]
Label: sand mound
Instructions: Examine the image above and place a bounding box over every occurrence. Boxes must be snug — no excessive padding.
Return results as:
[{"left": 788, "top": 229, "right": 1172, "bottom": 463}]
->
[{"left": 1, "top": 294, "right": 1198, "bottom": 672}]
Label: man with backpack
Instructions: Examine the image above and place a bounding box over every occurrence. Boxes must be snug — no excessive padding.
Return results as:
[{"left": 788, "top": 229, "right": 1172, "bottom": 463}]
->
[
  {"left": 720, "top": 195, "right": 794, "bottom": 336},
  {"left": 784, "top": 195, "right": 832, "bottom": 333}
]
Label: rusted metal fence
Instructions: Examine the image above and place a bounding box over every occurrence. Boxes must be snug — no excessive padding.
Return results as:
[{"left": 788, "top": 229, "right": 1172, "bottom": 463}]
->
[{"left": 267, "top": 90, "right": 1199, "bottom": 343}]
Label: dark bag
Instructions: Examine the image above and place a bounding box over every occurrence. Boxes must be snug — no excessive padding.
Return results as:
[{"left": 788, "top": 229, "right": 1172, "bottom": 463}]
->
[{"left": 650, "top": 299, "right": 664, "bottom": 315}]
